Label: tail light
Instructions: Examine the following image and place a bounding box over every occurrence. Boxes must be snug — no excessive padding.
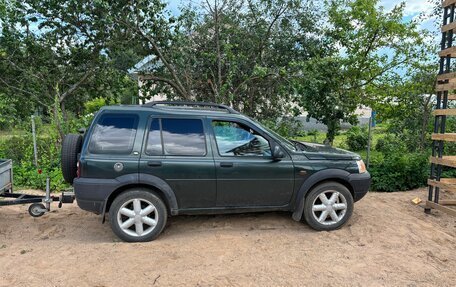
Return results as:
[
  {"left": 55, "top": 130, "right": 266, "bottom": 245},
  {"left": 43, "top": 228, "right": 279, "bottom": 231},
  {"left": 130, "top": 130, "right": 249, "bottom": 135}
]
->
[{"left": 76, "top": 161, "right": 81, "bottom": 178}]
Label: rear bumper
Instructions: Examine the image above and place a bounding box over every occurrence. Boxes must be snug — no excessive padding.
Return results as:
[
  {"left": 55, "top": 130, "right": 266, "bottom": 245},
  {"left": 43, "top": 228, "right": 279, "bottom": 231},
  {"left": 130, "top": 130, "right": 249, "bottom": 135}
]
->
[
  {"left": 73, "top": 178, "right": 118, "bottom": 214},
  {"left": 348, "top": 171, "right": 371, "bottom": 202}
]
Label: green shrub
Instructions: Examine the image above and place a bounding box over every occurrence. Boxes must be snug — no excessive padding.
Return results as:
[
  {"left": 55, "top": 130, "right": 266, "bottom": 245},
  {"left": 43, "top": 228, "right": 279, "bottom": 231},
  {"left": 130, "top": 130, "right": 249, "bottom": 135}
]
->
[
  {"left": 369, "top": 152, "right": 429, "bottom": 192},
  {"left": 0, "top": 119, "right": 67, "bottom": 191},
  {"left": 375, "top": 134, "right": 406, "bottom": 153},
  {"left": 346, "top": 126, "right": 368, "bottom": 151}
]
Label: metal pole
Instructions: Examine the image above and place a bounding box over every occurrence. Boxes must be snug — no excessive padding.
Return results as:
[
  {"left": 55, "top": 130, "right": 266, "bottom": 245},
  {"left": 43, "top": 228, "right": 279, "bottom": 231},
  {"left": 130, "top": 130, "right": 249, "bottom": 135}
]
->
[
  {"left": 366, "top": 116, "right": 372, "bottom": 169},
  {"left": 45, "top": 177, "right": 51, "bottom": 211},
  {"left": 31, "top": 115, "right": 38, "bottom": 167}
]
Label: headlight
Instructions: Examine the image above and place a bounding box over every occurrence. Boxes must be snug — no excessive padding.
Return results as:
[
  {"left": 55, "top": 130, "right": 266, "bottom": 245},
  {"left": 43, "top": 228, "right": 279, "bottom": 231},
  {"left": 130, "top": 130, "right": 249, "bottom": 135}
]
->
[{"left": 357, "top": 160, "right": 367, "bottom": 173}]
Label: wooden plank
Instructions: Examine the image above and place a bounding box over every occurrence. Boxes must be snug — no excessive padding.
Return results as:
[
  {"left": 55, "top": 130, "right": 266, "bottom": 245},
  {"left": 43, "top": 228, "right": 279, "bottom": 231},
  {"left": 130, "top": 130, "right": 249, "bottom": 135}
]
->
[
  {"left": 426, "top": 200, "right": 456, "bottom": 216},
  {"left": 443, "top": 0, "right": 456, "bottom": 8},
  {"left": 428, "top": 178, "right": 456, "bottom": 192},
  {"left": 435, "top": 82, "right": 456, "bottom": 91},
  {"left": 442, "top": 21, "right": 456, "bottom": 32},
  {"left": 437, "top": 71, "right": 456, "bottom": 81},
  {"left": 432, "top": 133, "right": 456, "bottom": 141},
  {"left": 430, "top": 156, "right": 456, "bottom": 168},
  {"left": 440, "top": 178, "right": 456, "bottom": 184},
  {"left": 439, "top": 200, "right": 456, "bottom": 205},
  {"left": 439, "top": 46, "right": 456, "bottom": 57},
  {"left": 448, "top": 94, "right": 456, "bottom": 100},
  {"left": 433, "top": 109, "right": 456, "bottom": 115}
]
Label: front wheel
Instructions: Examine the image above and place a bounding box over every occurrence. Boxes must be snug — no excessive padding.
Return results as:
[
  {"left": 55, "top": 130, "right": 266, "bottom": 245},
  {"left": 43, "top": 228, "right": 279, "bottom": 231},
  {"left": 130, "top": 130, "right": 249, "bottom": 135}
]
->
[
  {"left": 303, "top": 182, "right": 353, "bottom": 231},
  {"left": 109, "top": 189, "right": 167, "bottom": 242}
]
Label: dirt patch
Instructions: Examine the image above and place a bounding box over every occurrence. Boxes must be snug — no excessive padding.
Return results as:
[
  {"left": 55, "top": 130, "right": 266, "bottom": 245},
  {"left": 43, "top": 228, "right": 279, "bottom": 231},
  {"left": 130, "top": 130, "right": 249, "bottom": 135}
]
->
[{"left": 0, "top": 188, "right": 455, "bottom": 286}]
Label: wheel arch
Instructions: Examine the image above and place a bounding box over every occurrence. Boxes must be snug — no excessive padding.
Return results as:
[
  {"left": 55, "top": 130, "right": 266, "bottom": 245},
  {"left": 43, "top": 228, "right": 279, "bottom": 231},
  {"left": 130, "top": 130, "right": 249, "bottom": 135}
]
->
[
  {"left": 102, "top": 174, "right": 179, "bottom": 222},
  {"left": 292, "top": 169, "right": 354, "bottom": 221}
]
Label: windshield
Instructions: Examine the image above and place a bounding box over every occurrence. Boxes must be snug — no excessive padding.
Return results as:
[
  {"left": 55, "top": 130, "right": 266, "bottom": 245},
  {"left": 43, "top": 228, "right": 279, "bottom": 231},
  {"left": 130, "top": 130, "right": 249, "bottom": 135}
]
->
[{"left": 249, "top": 119, "right": 297, "bottom": 151}]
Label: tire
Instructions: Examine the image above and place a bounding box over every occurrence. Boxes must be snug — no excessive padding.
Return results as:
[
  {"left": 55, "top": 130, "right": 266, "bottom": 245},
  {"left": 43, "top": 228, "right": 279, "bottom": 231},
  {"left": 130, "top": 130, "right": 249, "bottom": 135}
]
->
[
  {"left": 303, "top": 182, "right": 353, "bottom": 231},
  {"left": 61, "top": 134, "right": 82, "bottom": 184},
  {"left": 109, "top": 189, "right": 167, "bottom": 242},
  {"left": 28, "top": 203, "right": 46, "bottom": 217}
]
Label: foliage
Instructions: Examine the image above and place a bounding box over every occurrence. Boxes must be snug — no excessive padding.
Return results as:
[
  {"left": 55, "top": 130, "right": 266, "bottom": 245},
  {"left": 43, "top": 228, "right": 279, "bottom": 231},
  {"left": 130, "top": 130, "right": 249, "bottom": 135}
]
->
[
  {"left": 369, "top": 152, "right": 429, "bottom": 192},
  {"left": 346, "top": 126, "right": 368, "bottom": 151},
  {"left": 0, "top": 1, "right": 138, "bottom": 137},
  {"left": 0, "top": 133, "right": 67, "bottom": 191},
  {"left": 369, "top": 64, "right": 436, "bottom": 152},
  {"left": 262, "top": 117, "right": 304, "bottom": 138},
  {"left": 294, "top": 0, "right": 431, "bottom": 144},
  {"left": 374, "top": 134, "right": 406, "bottom": 154}
]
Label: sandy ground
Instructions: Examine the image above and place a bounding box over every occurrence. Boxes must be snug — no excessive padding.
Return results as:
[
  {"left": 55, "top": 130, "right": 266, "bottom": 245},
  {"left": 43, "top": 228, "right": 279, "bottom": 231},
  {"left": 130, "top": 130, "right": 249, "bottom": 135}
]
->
[{"left": 0, "top": 188, "right": 455, "bottom": 287}]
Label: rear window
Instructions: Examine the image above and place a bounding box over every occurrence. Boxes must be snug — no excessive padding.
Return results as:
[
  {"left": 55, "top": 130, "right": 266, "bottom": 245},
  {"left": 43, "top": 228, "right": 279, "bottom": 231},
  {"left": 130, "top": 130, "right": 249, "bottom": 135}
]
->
[
  {"left": 89, "top": 114, "right": 139, "bottom": 154},
  {"left": 145, "top": 118, "right": 206, "bottom": 156}
]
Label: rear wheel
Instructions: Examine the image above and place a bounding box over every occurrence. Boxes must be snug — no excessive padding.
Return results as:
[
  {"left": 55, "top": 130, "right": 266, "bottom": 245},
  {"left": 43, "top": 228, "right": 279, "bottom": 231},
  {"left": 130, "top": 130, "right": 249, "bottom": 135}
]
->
[
  {"left": 109, "top": 189, "right": 167, "bottom": 242},
  {"left": 303, "top": 182, "right": 353, "bottom": 231},
  {"left": 61, "top": 134, "right": 82, "bottom": 184}
]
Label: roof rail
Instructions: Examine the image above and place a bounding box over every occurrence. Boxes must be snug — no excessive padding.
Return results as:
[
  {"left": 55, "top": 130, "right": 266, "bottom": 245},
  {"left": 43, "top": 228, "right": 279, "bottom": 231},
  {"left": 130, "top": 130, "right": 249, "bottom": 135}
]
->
[{"left": 144, "top": 101, "right": 240, "bottom": 114}]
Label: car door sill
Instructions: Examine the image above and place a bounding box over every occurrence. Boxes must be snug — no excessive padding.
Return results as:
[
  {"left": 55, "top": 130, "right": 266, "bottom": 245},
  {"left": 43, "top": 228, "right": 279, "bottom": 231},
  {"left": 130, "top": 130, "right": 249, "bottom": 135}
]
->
[{"left": 177, "top": 205, "right": 291, "bottom": 215}]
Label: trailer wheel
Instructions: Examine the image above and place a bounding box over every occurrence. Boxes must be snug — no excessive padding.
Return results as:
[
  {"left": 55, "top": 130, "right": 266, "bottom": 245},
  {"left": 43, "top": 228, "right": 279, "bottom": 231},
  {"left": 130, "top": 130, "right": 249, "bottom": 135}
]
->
[
  {"left": 61, "top": 134, "right": 82, "bottom": 184},
  {"left": 28, "top": 203, "right": 46, "bottom": 217}
]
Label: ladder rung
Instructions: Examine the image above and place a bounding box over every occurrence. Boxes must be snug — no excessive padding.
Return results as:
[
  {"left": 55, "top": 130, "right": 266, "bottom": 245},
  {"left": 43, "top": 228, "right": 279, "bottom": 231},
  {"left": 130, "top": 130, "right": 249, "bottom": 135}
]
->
[
  {"left": 430, "top": 156, "right": 456, "bottom": 168},
  {"left": 435, "top": 82, "right": 456, "bottom": 91},
  {"left": 432, "top": 133, "right": 456, "bottom": 141},
  {"left": 434, "top": 109, "right": 456, "bottom": 116},
  {"left": 428, "top": 178, "right": 456, "bottom": 192},
  {"left": 437, "top": 72, "right": 456, "bottom": 81},
  {"left": 443, "top": 0, "right": 456, "bottom": 8},
  {"left": 442, "top": 21, "right": 456, "bottom": 32},
  {"left": 439, "top": 46, "right": 456, "bottom": 57},
  {"left": 425, "top": 201, "right": 456, "bottom": 216}
]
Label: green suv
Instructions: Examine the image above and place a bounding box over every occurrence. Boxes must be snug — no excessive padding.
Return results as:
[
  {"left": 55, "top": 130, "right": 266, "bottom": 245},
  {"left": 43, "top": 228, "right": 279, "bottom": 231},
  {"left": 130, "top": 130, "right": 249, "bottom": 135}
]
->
[{"left": 61, "top": 101, "right": 370, "bottom": 242}]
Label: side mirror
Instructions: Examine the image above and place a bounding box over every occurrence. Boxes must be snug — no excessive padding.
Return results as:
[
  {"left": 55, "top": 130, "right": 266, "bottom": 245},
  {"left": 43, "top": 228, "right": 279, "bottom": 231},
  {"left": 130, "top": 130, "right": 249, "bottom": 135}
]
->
[{"left": 272, "top": 145, "right": 285, "bottom": 160}]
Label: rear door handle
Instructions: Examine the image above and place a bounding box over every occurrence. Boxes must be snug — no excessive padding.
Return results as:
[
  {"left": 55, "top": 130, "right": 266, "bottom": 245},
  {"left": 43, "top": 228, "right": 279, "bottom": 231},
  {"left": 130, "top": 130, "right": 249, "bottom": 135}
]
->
[
  {"left": 220, "top": 162, "right": 233, "bottom": 168},
  {"left": 147, "top": 161, "right": 162, "bottom": 167}
]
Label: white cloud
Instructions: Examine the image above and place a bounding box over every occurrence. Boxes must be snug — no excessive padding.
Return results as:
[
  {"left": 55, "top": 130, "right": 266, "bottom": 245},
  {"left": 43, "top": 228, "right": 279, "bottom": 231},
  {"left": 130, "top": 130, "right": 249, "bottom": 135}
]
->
[{"left": 379, "top": 0, "right": 433, "bottom": 16}]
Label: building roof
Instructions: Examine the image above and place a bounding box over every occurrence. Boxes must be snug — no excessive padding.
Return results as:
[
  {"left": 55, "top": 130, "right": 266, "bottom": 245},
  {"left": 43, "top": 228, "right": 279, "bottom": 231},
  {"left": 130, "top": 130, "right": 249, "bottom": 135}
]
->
[{"left": 128, "top": 55, "right": 162, "bottom": 78}]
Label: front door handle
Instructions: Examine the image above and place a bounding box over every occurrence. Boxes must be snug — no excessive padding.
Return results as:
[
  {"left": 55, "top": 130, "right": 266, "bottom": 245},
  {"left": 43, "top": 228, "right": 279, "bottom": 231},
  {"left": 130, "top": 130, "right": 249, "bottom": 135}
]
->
[
  {"left": 220, "top": 162, "right": 233, "bottom": 168},
  {"left": 147, "top": 161, "right": 162, "bottom": 167}
]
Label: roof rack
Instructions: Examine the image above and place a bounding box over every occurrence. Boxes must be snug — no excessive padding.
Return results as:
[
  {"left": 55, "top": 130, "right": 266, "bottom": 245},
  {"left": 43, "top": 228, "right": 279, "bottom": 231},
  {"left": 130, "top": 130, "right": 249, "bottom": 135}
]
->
[{"left": 144, "top": 101, "right": 240, "bottom": 114}]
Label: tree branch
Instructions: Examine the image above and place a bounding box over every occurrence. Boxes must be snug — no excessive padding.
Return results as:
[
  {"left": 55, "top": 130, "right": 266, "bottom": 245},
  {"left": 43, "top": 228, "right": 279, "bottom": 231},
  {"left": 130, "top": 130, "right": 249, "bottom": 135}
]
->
[
  {"left": 59, "top": 68, "right": 95, "bottom": 102},
  {"left": 123, "top": 20, "right": 190, "bottom": 99},
  {"left": 0, "top": 77, "right": 50, "bottom": 108}
]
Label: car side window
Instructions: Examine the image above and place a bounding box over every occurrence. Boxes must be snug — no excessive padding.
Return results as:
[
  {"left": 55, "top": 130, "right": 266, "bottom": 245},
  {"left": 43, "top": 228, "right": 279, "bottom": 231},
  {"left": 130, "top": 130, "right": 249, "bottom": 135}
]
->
[
  {"left": 212, "top": 120, "right": 271, "bottom": 157},
  {"left": 89, "top": 114, "right": 139, "bottom": 154},
  {"left": 145, "top": 119, "right": 162, "bottom": 155},
  {"left": 145, "top": 118, "right": 206, "bottom": 156}
]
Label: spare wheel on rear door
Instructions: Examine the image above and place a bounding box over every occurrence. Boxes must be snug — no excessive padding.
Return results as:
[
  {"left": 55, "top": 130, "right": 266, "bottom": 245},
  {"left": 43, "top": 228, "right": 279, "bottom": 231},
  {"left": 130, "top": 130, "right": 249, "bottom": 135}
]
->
[{"left": 61, "top": 133, "right": 83, "bottom": 184}]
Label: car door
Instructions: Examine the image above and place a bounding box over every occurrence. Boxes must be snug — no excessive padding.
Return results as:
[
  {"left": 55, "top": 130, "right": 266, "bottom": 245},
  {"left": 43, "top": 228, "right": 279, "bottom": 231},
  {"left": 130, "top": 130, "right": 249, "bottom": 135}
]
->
[
  {"left": 209, "top": 118, "right": 295, "bottom": 207},
  {"left": 83, "top": 112, "right": 144, "bottom": 180},
  {"left": 139, "top": 116, "right": 217, "bottom": 209}
]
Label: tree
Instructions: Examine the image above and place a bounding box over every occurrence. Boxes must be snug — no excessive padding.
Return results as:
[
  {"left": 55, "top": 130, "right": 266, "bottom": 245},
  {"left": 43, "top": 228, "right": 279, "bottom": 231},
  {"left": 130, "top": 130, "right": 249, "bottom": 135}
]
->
[
  {"left": 369, "top": 64, "right": 437, "bottom": 151},
  {"left": 294, "top": 0, "right": 430, "bottom": 144},
  {"left": 0, "top": 1, "right": 137, "bottom": 136},
  {"left": 164, "top": 0, "right": 323, "bottom": 119}
]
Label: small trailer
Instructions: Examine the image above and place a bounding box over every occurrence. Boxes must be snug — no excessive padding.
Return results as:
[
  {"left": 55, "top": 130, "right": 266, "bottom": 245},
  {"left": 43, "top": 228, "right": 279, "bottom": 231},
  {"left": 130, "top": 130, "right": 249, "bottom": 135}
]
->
[{"left": 0, "top": 159, "right": 74, "bottom": 217}]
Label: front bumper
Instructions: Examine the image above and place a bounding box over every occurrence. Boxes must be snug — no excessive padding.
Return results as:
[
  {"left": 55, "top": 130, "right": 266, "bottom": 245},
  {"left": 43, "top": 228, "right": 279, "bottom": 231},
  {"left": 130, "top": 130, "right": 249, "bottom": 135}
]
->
[{"left": 348, "top": 171, "right": 371, "bottom": 202}]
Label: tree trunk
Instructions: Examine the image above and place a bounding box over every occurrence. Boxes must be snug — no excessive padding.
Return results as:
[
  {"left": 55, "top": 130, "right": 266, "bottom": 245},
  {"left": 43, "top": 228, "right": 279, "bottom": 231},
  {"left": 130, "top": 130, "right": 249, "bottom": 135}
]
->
[
  {"left": 60, "top": 100, "right": 68, "bottom": 123},
  {"left": 53, "top": 88, "right": 65, "bottom": 141},
  {"left": 324, "top": 119, "right": 339, "bottom": 146},
  {"left": 419, "top": 96, "right": 432, "bottom": 150}
]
